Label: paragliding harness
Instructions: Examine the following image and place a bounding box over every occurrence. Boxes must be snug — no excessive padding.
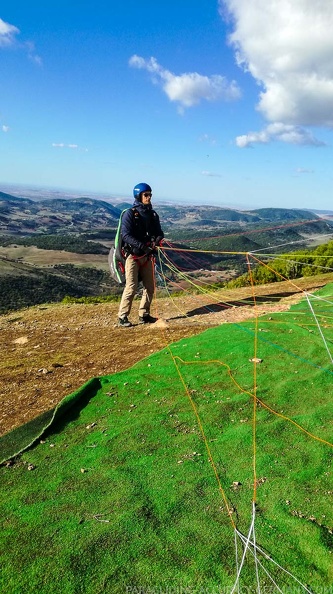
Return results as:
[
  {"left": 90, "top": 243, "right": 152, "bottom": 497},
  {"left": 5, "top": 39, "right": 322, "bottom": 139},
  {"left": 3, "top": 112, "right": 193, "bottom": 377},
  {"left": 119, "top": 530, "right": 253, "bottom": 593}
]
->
[{"left": 108, "top": 207, "right": 156, "bottom": 285}]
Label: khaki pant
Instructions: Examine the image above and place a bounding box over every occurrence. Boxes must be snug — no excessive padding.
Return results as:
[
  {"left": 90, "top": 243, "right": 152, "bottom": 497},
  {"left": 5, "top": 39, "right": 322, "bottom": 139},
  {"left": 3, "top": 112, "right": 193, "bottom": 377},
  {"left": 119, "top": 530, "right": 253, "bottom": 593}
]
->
[{"left": 118, "top": 255, "right": 155, "bottom": 319}]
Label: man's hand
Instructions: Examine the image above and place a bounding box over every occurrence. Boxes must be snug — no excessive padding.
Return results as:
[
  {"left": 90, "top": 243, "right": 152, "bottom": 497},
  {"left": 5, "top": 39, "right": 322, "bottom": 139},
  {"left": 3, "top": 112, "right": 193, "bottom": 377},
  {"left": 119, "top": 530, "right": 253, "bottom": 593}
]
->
[{"left": 143, "top": 245, "right": 155, "bottom": 256}]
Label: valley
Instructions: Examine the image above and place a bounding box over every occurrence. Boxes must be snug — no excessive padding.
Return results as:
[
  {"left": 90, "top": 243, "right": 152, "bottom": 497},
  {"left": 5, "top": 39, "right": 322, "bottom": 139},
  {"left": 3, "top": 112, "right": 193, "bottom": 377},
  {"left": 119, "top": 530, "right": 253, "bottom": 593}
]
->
[{"left": 1, "top": 188, "right": 333, "bottom": 313}]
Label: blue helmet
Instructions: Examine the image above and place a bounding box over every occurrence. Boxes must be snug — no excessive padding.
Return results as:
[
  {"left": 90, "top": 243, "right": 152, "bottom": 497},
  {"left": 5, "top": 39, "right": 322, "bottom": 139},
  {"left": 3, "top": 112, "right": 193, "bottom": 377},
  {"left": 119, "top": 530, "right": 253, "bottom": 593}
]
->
[{"left": 133, "top": 182, "right": 152, "bottom": 200}]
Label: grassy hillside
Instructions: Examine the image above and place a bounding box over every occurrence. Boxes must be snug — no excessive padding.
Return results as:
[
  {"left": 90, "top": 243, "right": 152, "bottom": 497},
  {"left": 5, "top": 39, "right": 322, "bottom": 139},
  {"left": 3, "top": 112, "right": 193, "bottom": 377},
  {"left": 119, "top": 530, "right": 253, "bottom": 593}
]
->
[
  {"left": 0, "top": 191, "right": 32, "bottom": 204},
  {"left": 250, "top": 207, "right": 317, "bottom": 221},
  {"left": 1, "top": 189, "right": 330, "bottom": 236},
  {"left": 0, "top": 193, "right": 121, "bottom": 234},
  {"left": 1, "top": 284, "right": 333, "bottom": 592},
  {"left": 0, "top": 258, "right": 119, "bottom": 314},
  {"left": 226, "top": 239, "right": 333, "bottom": 289},
  {"left": 0, "top": 233, "right": 109, "bottom": 254}
]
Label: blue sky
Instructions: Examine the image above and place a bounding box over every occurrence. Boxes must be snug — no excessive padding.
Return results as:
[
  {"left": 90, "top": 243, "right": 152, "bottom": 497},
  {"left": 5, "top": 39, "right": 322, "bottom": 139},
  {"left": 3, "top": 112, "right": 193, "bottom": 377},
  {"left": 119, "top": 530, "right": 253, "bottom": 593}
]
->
[{"left": 1, "top": 0, "right": 333, "bottom": 210}]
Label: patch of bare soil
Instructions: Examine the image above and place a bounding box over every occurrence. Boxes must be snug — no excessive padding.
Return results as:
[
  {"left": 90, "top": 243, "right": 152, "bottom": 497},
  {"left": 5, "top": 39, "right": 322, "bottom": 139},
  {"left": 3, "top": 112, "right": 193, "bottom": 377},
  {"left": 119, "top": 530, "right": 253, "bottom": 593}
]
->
[{"left": 0, "top": 275, "right": 331, "bottom": 436}]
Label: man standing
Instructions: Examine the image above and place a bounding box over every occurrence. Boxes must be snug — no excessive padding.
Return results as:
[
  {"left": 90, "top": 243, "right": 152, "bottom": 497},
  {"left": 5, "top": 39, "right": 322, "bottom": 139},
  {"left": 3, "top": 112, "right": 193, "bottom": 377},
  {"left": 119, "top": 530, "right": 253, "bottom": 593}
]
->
[{"left": 118, "top": 182, "right": 164, "bottom": 327}]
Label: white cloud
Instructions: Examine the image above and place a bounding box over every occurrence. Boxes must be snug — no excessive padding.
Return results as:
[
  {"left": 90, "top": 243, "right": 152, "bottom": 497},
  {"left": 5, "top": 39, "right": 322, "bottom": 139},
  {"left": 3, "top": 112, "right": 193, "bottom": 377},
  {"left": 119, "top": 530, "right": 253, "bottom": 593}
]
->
[
  {"left": 220, "top": 0, "right": 333, "bottom": 145},
  {"left": 236, "top": 123, "right": 326, "bottom": 148},
  {"left": 199, "top": 133, "right": 217, "bottom": 145},
  {"left": 294, "top": 167, "right": 314, "bottom": 175},
  {"left": 0, "top": 18, "right": 19, "bottom": 46},
  {"left": 201, "top": 170, "right": 223, "bottom": 178},
  {"left": 129, "top": 54, "right": 241, "bottom": 110},
  {"left": 52, "top": 143, "right": 78, "bottom": 149},
  {"left": 52, "top": 143, "right": 87, "bottom": 151},
  {"left": 25, "top": 40, "right": 42, "bottom": 66},
  {"left": 2, "top": 125, "right": 9, "bottom": 133},
  {"left": 0, "top": 18, "right": 41, "bottom": 64}
]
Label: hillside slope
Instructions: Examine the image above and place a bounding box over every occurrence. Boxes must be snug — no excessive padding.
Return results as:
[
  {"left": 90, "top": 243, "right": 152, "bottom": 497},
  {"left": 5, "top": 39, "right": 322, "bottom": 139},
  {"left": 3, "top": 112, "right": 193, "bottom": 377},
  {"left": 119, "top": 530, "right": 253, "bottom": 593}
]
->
[
  {"left": 1, "top": 273, "right": 332, "bottom": 436},
  {"left": 1, "top": 280, "right": 333, "bottom": 593},
  {"left": 1, "top": 188, "right": 330, "bottom": 235}
]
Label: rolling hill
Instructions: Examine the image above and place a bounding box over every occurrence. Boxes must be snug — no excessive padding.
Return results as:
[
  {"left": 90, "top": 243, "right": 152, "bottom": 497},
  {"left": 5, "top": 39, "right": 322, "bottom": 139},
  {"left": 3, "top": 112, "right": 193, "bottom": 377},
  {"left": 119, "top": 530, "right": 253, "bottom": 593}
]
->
[
  {"left": 0, "top": 192, "right": 121, "bottom": 234},
  {"left": 1, "top": 188, "right": 333, "bottom": 314},
  {"left": 0, "top": 190, "right": 330, "bottom": 236}
]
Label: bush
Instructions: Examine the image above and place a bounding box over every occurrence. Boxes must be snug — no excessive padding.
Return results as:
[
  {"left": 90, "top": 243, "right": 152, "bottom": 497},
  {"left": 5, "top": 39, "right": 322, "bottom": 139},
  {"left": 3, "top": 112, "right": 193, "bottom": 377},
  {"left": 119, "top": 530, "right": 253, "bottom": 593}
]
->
[
  {"left": 225, "top": 241, "right": 333, "bottom": 288},
  {"left": 62, "top": 294, "right": 121, "bottom": 304}
]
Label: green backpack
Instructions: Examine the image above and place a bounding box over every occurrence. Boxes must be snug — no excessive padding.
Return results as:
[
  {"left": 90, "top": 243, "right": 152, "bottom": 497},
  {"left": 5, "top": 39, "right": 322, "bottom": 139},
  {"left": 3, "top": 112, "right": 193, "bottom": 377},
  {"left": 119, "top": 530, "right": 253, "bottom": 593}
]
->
[{"left": 108, "top": 208, "right": 141, "bottom": 284}]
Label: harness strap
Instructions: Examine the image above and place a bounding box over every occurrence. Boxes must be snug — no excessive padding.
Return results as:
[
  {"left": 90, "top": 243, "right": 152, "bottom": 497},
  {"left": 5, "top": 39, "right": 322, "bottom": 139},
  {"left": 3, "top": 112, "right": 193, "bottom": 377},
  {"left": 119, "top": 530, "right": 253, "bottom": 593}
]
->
[{"left": 131, "top": 254, "right": 153, "bottom": 268}]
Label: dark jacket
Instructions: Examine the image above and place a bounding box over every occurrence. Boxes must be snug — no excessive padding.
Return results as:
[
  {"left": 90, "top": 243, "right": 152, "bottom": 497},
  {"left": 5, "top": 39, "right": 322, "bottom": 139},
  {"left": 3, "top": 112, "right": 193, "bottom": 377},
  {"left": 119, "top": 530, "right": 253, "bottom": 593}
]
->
[{"left": 121, "top": 199, "right": 164, "bottom": 256}]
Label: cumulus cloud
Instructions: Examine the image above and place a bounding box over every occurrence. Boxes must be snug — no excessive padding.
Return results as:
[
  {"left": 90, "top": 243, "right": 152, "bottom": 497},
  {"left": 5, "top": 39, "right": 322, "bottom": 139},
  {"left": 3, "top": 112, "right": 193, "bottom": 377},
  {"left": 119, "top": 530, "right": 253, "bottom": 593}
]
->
[
  {"left": 129, "top": 54, "right": 241, "bottom": 111},
  {"left": 0, "top": 17, "right": 19, "bottom": 46},
  {"left": 236, "top": 123, "right": 326, "bottom": 148},
  {"left": 220, "top": 0, "right": 333, "bottom": 145},
  {"left": 0, "top": 17, "right": 41, "bottom": 64},
  {"left": 2, "top": 125, "right": 9, "bottom": 133}
]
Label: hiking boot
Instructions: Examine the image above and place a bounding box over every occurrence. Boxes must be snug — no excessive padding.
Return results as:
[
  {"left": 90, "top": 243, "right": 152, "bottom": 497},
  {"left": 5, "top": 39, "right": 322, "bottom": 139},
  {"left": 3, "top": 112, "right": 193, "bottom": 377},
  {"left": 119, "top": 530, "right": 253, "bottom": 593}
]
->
[
  {"left": 138, "top": 314, "right": 157, "bottom": 324},
  {"left": 118, "top": 316, "right": 132, "bottom": 327}
]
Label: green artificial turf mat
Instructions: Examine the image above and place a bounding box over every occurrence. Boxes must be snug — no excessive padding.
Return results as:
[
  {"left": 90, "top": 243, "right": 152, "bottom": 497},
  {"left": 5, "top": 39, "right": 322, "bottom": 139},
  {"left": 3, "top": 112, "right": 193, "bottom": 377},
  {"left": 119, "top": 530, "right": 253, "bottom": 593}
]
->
[{"left": 1, "top": 285, "right": 333, "bottom": 592}]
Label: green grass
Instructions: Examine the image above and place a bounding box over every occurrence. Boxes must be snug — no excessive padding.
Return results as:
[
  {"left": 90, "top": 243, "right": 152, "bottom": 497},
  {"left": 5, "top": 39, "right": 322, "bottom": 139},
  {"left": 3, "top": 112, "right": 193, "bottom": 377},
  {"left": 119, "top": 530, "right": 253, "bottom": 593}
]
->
[
  {"left": 0, "top": 244, "right": 109, "bottom": 268},
  {"left": 1, "top": 285, "right": 333, "bottom": 592}
]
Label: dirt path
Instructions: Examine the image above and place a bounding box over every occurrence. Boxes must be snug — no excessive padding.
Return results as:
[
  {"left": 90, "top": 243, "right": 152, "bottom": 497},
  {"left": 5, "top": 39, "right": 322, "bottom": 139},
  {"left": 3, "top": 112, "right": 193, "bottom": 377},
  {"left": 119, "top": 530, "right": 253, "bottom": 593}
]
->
[{"left": 1, "top": 275, "right": 331, "bottom": 436}]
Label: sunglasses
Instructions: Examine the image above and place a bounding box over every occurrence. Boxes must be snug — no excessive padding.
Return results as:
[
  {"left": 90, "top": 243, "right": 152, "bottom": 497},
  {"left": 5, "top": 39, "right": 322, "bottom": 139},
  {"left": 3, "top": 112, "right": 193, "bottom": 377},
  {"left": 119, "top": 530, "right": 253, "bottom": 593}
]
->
[{"left": 143, "top": 192, "right": 152, "bottom": 197}]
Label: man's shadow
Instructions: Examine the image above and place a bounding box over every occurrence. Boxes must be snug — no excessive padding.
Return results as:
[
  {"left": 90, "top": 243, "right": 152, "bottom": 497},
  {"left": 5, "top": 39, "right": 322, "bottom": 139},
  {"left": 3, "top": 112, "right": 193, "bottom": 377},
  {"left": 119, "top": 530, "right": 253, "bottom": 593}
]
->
[{"left": 167, "top": 291, "right": 298, "bottom": 320}]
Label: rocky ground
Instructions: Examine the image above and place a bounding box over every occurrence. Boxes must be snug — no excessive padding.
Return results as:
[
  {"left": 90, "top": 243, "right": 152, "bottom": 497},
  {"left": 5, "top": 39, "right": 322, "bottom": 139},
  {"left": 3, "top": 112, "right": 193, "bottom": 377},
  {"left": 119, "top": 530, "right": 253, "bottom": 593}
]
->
[{"left": 1, "top": 275, "right": 331, "bottom": 436}]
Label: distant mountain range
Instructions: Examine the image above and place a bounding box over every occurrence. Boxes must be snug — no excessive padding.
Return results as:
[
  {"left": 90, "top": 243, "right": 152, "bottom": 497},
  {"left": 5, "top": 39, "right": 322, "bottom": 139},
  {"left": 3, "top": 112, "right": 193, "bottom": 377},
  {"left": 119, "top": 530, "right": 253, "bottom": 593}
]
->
[
  {"left": 0, "top": 192, "right": 122, "bottom": 234},
  {"left": 0, "top": 190, "right": 328, "bottom": 235},
  {"left": 1, "top": 189, "right": 333, "bottom": 314}
]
